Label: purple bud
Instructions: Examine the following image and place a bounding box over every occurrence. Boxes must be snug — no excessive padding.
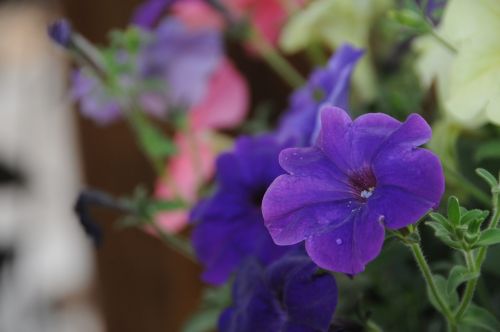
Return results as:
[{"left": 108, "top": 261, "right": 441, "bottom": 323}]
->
[{"left": 48, "top": 19, "right": 72, "bottom": 48}]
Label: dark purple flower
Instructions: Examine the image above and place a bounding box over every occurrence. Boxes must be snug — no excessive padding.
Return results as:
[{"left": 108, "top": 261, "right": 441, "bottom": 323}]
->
[
  {"left": 263, "top": 106, "right": 444, "bottom": 275},
  {"left": 131, "top": 0, "right": 176, "bottom": 29},
  {"left": 191, "top": 135, "right": 292, "bottom": 285},
  {"left": 278, "top": 44, "right": 364, "bottom": 146},
  {"left": 48, "top": 19, "right": 72, "bottom": 48},
  {"left": 219, "top": 251, "right": 338, "bottom": 332},
  {"left": 138, "top": 18, "right": 222, "bottom": 111}
]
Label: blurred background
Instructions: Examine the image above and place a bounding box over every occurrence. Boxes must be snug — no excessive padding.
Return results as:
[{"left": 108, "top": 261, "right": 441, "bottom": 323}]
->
[{"left": 0, "top": 0, "right": 290, "bottom": 331}]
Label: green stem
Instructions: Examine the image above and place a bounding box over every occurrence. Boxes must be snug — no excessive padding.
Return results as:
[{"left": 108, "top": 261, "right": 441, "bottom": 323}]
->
[
  {"left": 149, "top": 221, "right": 196, "bottom": 263},
  {"left": 409, "top": 240, "right": 456, "bottom": 330},
  {"left": 251, "top": 33, "right": 305, "bottom": 89},
  {"left": 125, "top": 109, "right": 164, "bottom": 175},
  {"left": 455, "top": 192, "right": 500, "bottom": 320},
  {"left": 428, "top": 29, "right": 457, "bottom": 53}
]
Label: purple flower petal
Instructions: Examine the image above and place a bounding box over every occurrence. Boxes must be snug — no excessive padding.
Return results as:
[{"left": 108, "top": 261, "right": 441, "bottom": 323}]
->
[
  {"left": 220, "top": 252, "right": 337, "bottom": 332},
  {"left": 263, "top": 106, "right": 444, "bottom": 274},
  {"left": 131, "top": 0, "right": 175, "bottom": 29},
  {"left": 277, "top": 44, "right": 364, "bottom": 146},
  {"left": 305, "top": 208, "right": 385, "bottom": 274},
  {"left": 191, "top": 135, "right": 293, "bottom": 285}
]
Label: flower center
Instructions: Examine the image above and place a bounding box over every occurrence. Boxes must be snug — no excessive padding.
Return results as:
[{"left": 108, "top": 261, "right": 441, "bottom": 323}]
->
[{"left": 349, "top": 167, "right": 377, "bottom": 202}]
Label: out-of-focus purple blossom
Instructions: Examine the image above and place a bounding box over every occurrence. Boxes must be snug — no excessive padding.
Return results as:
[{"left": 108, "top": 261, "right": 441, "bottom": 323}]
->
[
  {"left": 131, "top": 0, "right": 176, "bottom": 29},
  {"left": 219, "top": 251, "right": 338, "bottom": 332},
  {"left": 48, "top": 19, "right": 72, "bottom": 48},
  {"left": 138, "top": 18, "right": 223, "bottom": 112},
  {"left": 71, "top": 18, "right": 222, "bottom": 124},
  {"left": 416, "top": 0, "right": 447, "bottom": 25},
  {"left": 263, "top": 106, "right": 445, "bottom": 275},
  {"left": 191, "top": 135, "right": 293, "bottom": 285},
  {"left": 71, "top": 70, "right": 122, "bottom": 125},
  {"left": 277, "top": 44, "right": 364, "bottom": 146}
]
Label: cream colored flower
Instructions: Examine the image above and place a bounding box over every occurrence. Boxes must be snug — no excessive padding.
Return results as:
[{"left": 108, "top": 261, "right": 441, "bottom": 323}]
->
[
  {"left": 279, "top": 0, "right": 393, "bottom": 102},
  {"left": 415, "top": 0, "right": 500, "bottom": 126}
]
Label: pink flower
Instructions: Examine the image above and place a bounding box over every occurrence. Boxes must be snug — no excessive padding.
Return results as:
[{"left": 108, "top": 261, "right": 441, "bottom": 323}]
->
[
  {"left": 172, "top": 0, "right": 292, "bottom": 46},
  {"left": 191, "top": 59, "right": 249, "bottom": 130},
  {"left": 153, "top": 58, "right": 249, "bottom": 233},
  {"left": 154, "top": 132, "right": 216, "bottom": 233}
]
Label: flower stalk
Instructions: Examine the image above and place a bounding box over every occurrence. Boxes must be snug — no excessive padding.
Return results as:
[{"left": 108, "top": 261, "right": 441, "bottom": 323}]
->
[
  {"left": 455, "top": 188, "right": 500, "bottom": 320},
  {"left": 408, "top": 237, "right": 457, "bottom": 331}
]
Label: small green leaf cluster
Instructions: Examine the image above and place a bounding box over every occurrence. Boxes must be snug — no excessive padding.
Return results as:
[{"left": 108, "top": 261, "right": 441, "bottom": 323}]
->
[{"left": 426, "top": 196, "right": 490, "bottom": 250}]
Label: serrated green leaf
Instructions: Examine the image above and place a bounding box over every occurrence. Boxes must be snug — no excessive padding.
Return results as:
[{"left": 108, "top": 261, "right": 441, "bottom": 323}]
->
[
  {"left": 448, "top": 196, "right": 461, "bottom": 226},
  {"left": 461, "top": 304, "right": 500, "bottom": 332},
  {"left": 476, "top": 168, "right": 498, "bottom": 188},
  {"left": 475, "top": 229, "right": 500, "bottom": 247},
  {"left": 447, "top": 265, "right": 479, "bottom": 296}
]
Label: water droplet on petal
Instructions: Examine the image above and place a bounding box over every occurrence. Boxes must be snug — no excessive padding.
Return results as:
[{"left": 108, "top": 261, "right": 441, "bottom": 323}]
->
[{"left": 336, "top": 238, "right": 343, "bottom": 245}]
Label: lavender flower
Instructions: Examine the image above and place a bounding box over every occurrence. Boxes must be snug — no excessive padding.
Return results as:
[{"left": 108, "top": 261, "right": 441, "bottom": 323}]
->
[
  {"left": 191, "top": 135, "right": 292, "bottom": 285},
  {"left": 219, "top": 251, "right": 338, "bottom": 332},
  {"left": 71, "top": 70, "right": 122, "bottom": 125},
  {"left": 278, "top": 44, "right": 364, "bottom": 146},
  {"left": 263, "top": 106, "right": 444, "bottom": 275},
  {"left": 138, "top": 18, "right": 222, "bottom": 112},
  {"left": 72, "top": 18, "right": 222, "bottom": 124},
  {"left": 48, "top": 19, "right": 72, "bottom": 48}
]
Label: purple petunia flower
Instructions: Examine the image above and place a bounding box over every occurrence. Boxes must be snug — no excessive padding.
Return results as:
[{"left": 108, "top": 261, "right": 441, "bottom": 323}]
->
[
  {"left": 191, "top": 135, "right": 292, "bottom": 285},
  {"left": 219, "top": 251, "right": 338, "bottom": 332},
  {"left": 138, "top": 18, "right": 222, "bottom": 112},
  {"left": 277, "top": 44, "right": 364, "bottom": 146},
  {"left": 262, "top": 106, "right": 444, "bottom": 275},
  {"left": 71, "top": 70, "right": 122, "bottom": 125},
  {"left": 131, "top": 0, "right": 176, "bottom": 29},
  {"left": 72, "top": 17, "right": 222, "bottom": 124}
]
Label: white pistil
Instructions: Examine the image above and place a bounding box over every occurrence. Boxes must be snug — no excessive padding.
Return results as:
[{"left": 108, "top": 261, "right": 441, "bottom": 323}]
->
[{"left": 360, "top": 187, "right": 375, "bottom": 199}]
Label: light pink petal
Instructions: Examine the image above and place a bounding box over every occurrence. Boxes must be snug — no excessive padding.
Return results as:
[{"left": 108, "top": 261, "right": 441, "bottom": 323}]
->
[
  {"left": 190, "top": 58, "right": 249, "bottom": 130},
  {"left": 152, "top": 131, "right": 216, "bottom": 233},
  {"left": 154, "top": 210, "right": 189, "bottom": 233},
  {"left": 171, "top": 0, "right": 225, "bottom": 30}
]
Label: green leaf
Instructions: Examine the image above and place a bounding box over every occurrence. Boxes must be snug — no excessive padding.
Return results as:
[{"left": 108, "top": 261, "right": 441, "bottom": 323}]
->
[
  {"left": 426, "top": 221, "right": 452, "bottom": 238},
  {"left": 475, "top": 140, "right": 500, "bottom": 162},
  {"left": 182, "top": 285, "right": 232, "bottom": 332},
  {"left": 387, "top": 9, "right": 431, "bottom": 33},
  {"left": 429, "top": 213, "right": 453, "bottom": 232},
  {"left": 476, "top": 168, "right": 498, "bottom": 188},
  {"left": 448, "top": 196, "right": 461, "bottom": 226},
  {"left": 427, "top": 274, "right": 457, "bottom": 312},
  {"left": 182, "top": 309, "right": 220, "bottom": 332},
  {"left": 447, "top": 265, "right": 479, "bottom": 296},
  {"left": 475, "top": 229, "right": 500, "bottom": 247},
  {"left": 461, "top": 304, "right": 500, "bottom": 332},
  {"left": 132, "top": 111, "right": 176, "bottom": 159},
  {"left": 461, "top": 210, "right": 489, "bottom": 227}
]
